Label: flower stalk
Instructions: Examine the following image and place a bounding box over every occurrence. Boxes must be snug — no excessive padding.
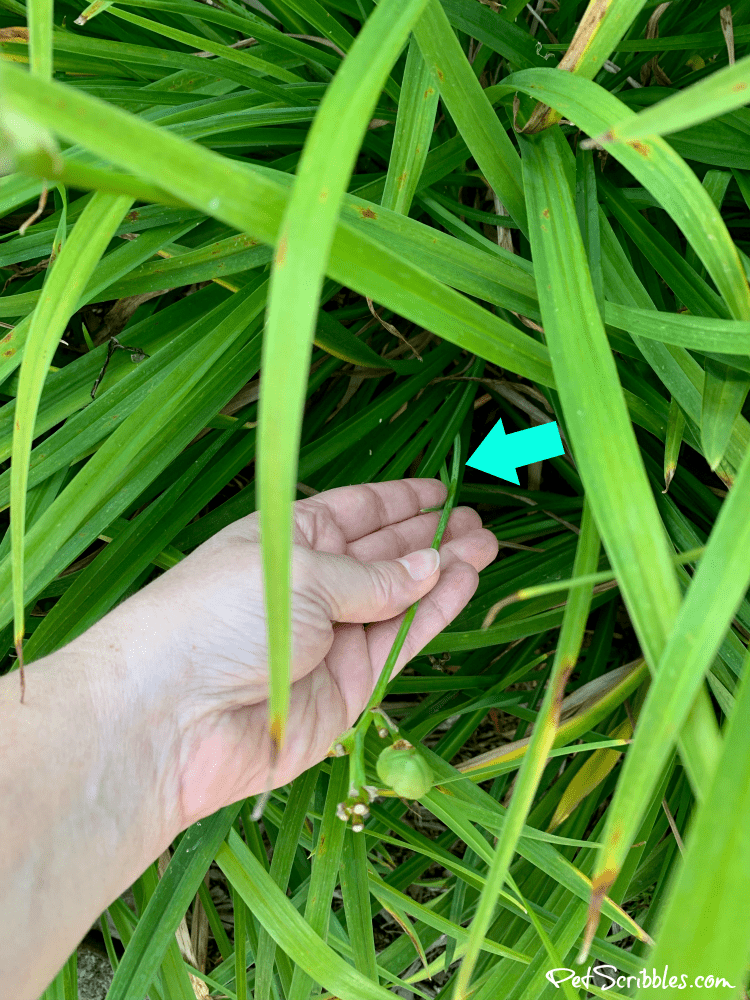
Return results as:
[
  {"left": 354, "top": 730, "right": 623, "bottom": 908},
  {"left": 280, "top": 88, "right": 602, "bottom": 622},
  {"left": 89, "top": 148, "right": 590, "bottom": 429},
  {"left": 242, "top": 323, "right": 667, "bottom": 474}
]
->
[{"left": 332, "top": 432, "right": 464, "bottom": 826}]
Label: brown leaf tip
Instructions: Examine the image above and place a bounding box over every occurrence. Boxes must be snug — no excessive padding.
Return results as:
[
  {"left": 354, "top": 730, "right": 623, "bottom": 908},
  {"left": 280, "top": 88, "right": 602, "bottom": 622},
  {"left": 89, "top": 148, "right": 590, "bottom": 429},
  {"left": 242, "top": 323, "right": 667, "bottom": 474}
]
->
[
  {"left": 579, "top": 869, "right": 616, "bottom": 963},
  {"left": 551, "top": 663, "right": 574, "bottom": 727}
]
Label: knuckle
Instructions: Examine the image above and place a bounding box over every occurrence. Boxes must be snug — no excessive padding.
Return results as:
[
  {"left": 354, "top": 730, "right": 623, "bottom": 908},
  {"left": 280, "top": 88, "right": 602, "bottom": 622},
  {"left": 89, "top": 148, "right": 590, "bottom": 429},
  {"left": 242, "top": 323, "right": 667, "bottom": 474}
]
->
[
  {"left": 292, "top": 500, "right": 329, "bottom": 545},
  {"left": 368, "top": 562, "right": 396, "bottom": 617}
]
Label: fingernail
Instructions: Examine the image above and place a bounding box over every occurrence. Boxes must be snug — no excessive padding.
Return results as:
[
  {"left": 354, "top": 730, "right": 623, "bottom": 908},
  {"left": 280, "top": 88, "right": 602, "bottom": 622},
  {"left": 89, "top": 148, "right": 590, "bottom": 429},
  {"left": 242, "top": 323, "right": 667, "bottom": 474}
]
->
[{"left": 398, "top": 547, "right": 440, "bottom": 581}]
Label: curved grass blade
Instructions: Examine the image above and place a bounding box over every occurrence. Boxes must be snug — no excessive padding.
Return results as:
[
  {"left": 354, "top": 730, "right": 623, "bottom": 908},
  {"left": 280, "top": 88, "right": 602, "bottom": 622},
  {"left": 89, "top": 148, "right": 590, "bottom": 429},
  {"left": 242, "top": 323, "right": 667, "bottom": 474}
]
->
[
  {"left": 217, "top": 826, "right": 405, "bottom": 1000},
  {"left": 701, "top": 356, "right": 750, "bottom": 470},
  {"left": 453, "top": 501, "right": 600, "bottom": 999},
  {"left": 381, "top": 36, "right": 439, "bottom": 216},
  {"left": 254, "top": 768, "right": 319, "bottom": 1000},
  {"left": 591, "top": 53, "right": 750, "bottom": 144},
  {"left": 412, "top": 0, "right": 528, "bottom": 233},
  {"left": 104, "top": 7, "right": 309, "bottom": 89},
  {"left": 663, "top": 398, "right": 685, "bottom": 493},
  {"left": 522, "top": 0, "right": 650, "bottom": 133},
  {"left": 604, "top": 303, "right": 750, "bottom": 352},
  {"left": 104, "top": 805, "right": 242, "bottom": 1000},
  {"left": 488, "top": 69, "right": 750, "bottom": 326},
  {"left": 10, "top": 191, "right": 132, "bottom": 700},
  {"left": 257, "top": 0, "right": 428, "bottom": 758},
  {"left": 697, "top": 170, "right": 744, "bottom": 471},
  {"left": 493, "top": 68, "right": 750, "bottom": 474},
  {"left": 520, "top": 124, "right": 681, "bottom": 679},
  {"left": 582, "top": 405, "right": 750, "bottom": 959},
  {"left": 0, "top": 64, "right": 555, "bottom": 389},
  {"left": 27, "top": 0, "right": 53, "bottom": 81},
  {"left": 115, "top": 0, "right": 343, "bottom": 72},
  {"left": 636, "top": 646, "right": 750, "bottom": 996},
  {"left": 520, "top": 126, "right": 720, "bottom": 904},
  {"left": 548, "top": 718, "right": 633, "bottom": 831},
  {"left": 340, "top": 827, "right": 378, "bottom": 979}
]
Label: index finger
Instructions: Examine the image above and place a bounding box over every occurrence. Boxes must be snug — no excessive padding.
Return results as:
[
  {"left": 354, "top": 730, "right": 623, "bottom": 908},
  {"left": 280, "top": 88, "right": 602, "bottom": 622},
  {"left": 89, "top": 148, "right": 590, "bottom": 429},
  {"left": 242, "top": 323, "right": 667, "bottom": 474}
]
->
[{"left": 300, "top": 478, "right": 447, "bottom": 543}]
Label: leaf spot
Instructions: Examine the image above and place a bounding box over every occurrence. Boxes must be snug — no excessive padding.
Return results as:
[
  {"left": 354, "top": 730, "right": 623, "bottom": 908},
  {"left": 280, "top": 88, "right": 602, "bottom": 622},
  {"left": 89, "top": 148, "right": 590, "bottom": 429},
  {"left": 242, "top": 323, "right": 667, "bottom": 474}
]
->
[
  {"left": 276, "top": 234, "right": 288, "bottom": 266},
  {"left": 627, "top": 139, "right": 651, "bottom": 157}
]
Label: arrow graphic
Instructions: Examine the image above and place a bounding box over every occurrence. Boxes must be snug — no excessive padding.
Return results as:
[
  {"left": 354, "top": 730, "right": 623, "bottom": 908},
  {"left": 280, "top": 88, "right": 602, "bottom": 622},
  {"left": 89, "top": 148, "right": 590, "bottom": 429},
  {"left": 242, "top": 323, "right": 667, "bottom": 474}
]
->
[{"left": 466, "top": 419, "right": 565, "bottom": 485}]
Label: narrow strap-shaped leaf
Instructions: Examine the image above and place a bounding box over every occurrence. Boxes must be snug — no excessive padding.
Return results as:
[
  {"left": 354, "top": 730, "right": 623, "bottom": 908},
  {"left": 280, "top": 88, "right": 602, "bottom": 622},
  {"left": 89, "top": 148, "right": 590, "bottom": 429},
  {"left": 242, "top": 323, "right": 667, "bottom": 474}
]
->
[
  {"left": 548, "top": 0, "right": 649, "bottom": 81},
  {"left": 366, "top": 866, "right": 530, "bottom": 963},
  {"left": 10, "top": 191, "right": 132, "bottom": 693},
  {"left": 381, "top": 35, "right": 439, "bottom": 216},
  {"left": 105, "top": 805, "right": 242, "bottom": 1000},
  {"left": 491, "top": 69, "right": 750, "bottom": 325},
  {"left": 340, "top": 828, "right": 379, "bottom": 979},
  {"left": 593, "top": 52, "right": 750, "bottom": 143},
  {"left": 412, "top": 0, "right": 527, "bottom": 234},
  {"left": 0, "top": 66, "right": 555, "bottom": 389},
  {"left": 575, "top": 145, "right": 603, "bottom": 318},
  {"left": 696, "top": 170, "right": 747, "bottom": 469},
  {"left": 453, "top": 501, "right": 600, "bottom": 999},
  {"left": 636, "top": 645, "right": 750, "bottom": 993},
  {"left": 105, "top": 7, "right": 310, "bottom": 90},
  {"left": 701, "top": 357, "right": 750, "bottom": 470},
  {"left": 583, "top": 403, "right": 750, "bottom": 956},
  {"left": 521, "top": 0, "right": 652, "bottom": 132},
  {"left": 254, "top": 767, "right": 320, "bottom": 1000},
  {"left": 27, "top": 0, "right": 53, "bottom": 80},
  {"left": 520, "top": 126, "right": 719, "bottom": 820},
  {"left": 259, "top": 0, "right": 429, "bottom": 750},
  {"left": 548, "top": 717, "right": 633, "bottom": 832},
  {"left": 663, "top": 397, "right": 686, "bottom": 493}
]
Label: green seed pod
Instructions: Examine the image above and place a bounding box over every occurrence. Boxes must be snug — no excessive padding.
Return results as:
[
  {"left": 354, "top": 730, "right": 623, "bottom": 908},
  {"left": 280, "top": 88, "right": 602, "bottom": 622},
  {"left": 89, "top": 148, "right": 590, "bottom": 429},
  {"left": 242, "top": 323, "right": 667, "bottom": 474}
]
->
[{"left": 376, "top": 741, "right": 434, "bottom": 799}]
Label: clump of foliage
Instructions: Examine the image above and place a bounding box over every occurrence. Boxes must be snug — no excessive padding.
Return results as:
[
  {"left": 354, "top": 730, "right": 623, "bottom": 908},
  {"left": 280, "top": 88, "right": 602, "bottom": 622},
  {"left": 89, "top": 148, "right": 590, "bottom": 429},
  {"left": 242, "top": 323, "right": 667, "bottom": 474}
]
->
[{"left": 2, "top": 0, "right": 750, "bottom": 996}]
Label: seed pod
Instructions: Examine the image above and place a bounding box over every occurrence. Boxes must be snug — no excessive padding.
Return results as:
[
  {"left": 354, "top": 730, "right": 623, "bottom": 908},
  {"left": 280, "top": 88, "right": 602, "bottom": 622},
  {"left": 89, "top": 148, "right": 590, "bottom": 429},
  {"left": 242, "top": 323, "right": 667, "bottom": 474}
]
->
[{"left": 376, "top": 741, "right": 434, "bottom": 799}]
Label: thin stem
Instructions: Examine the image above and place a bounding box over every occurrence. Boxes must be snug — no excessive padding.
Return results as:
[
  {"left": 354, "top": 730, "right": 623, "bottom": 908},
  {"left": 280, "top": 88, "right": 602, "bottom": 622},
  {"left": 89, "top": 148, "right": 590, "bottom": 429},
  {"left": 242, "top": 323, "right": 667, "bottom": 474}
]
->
[{"left": 365, "top": 433, "right": 462, "bottom": 714}]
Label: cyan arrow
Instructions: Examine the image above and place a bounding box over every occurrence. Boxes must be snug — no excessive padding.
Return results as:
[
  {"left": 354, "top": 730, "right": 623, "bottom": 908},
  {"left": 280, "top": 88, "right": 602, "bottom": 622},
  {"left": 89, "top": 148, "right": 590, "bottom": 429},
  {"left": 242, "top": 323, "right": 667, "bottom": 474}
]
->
[{"left": 466, "top": 419, "right": 565, "bottom": 485}]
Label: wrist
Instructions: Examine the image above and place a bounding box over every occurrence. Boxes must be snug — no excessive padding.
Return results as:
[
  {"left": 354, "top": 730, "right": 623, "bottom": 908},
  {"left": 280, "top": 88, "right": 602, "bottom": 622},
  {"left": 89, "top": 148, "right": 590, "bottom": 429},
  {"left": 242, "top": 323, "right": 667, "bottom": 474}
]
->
[
  {"left": 0, "top": 626, "right": 181, "bottom": 998},
  {"left": 62, "top": 613, "right": 185, "bottom": 850}
]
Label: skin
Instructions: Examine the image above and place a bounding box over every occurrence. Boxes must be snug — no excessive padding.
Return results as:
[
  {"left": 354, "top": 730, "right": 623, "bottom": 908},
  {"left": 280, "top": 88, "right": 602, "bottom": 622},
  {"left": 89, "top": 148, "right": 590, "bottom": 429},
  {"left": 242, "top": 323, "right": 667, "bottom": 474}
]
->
[{"left": 0, "top": 478, "right": 498, "bottom": 998}]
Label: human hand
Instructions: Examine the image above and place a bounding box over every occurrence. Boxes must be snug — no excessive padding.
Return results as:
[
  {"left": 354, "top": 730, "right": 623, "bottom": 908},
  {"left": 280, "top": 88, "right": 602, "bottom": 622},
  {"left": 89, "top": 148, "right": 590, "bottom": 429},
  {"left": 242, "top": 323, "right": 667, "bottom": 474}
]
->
[{"left": 99, "top": 478, "right": 498, "bottom": 835}]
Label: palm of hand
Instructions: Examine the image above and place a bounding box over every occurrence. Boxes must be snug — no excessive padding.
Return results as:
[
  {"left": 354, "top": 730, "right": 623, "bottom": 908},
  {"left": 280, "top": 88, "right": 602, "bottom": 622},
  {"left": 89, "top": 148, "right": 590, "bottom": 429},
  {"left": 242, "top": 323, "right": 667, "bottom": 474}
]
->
[{"left": 121, "top": 479, "right": 497, "bottom": 829}]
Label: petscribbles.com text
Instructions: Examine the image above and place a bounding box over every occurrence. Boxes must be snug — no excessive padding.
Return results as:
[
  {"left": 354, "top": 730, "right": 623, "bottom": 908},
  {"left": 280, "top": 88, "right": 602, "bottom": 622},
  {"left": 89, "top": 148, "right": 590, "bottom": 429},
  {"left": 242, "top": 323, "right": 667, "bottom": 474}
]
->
[{"left": 545, "top": 965, "right": 736, "bottom": 990}]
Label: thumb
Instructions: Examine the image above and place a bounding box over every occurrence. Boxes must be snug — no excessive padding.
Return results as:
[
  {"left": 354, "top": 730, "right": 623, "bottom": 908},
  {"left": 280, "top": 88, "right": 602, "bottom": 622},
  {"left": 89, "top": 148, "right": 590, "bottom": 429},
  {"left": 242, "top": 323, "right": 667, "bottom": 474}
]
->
[{"left": 301, "top": 547, "right": 441, "bottom": 624}]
